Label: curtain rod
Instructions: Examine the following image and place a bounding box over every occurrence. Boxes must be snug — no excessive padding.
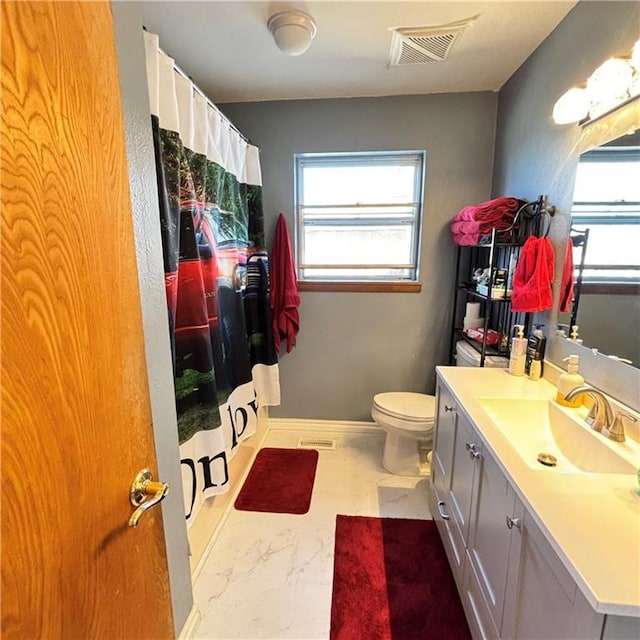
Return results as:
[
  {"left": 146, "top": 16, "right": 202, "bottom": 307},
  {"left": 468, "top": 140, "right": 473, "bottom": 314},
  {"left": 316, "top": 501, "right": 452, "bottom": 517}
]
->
[{"left": 152, "top": 37, "right": 251, "bottom": 145}]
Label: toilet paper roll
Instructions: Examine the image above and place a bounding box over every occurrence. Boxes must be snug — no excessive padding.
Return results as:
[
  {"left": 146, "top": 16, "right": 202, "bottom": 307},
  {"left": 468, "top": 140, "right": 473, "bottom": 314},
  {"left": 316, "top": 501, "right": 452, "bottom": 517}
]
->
[
  {"left": 464, "top": 316, "right": 485, "bottom": 330},
  {"left": 465, "top": 302, "right": 481, "bottom": 319}
]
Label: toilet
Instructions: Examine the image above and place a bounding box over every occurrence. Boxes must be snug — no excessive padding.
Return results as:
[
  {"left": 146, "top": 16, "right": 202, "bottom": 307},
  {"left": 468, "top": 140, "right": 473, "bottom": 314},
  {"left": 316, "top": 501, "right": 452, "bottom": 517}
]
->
[
  {"left": 373, "top": 345, "right": 506, "bottom": 477},
  {"left": 371, "top": 392, "right": 436, "bottom": 477}
]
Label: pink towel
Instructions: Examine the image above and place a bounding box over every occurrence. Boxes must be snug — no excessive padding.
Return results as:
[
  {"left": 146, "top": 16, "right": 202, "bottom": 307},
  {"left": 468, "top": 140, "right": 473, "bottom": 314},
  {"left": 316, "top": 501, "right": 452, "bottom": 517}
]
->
[
  {"left": 511, "top": 237, "right": 555, "bottom": 312},
  {"left": 451, "top": 197, "right": 521, "bottom": 245},
  {"left": 270, "top": 213, "right": 300, "bottom": 353},
  {"left": 452, "top": 232, "right": 481, "bottom": 246}
]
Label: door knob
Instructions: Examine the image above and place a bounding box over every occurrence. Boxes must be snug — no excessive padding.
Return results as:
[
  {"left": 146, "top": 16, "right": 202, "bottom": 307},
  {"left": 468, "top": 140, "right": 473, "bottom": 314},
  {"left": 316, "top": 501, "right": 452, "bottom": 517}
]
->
[{"left": 129, "top": 469, "right": 169, "bottom": 528}]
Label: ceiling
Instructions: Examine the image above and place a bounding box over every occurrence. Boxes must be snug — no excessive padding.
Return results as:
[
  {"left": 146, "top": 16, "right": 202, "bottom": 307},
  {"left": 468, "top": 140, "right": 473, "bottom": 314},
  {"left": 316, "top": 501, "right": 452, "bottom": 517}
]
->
[{"left": 140, "top": 1, "right": 577, "bottom": 104}]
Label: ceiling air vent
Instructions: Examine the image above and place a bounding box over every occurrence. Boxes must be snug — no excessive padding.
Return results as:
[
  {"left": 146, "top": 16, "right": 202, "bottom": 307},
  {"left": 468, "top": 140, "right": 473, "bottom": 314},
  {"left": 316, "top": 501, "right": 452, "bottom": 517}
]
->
[{"left": 389, "top": 17, "right": 476, "bottom": 66}]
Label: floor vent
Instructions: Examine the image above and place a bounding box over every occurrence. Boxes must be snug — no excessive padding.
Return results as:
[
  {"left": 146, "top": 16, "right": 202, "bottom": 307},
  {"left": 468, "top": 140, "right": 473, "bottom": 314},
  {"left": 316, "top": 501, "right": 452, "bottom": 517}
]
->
[
  {"left": 389, "top": 16, "right": 477, "bottom": 66},
  {"left": 297, "top": 438, "right": 336, "bottom": 450}
]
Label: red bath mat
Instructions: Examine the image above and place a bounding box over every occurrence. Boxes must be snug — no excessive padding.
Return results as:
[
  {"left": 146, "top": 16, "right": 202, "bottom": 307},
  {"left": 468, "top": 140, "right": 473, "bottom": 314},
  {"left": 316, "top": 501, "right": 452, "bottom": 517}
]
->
[
  {"left": 330, "top": 516, "right": 470, "bottom": 640},
  {"left": 234, "top": 447, "right": 319, "bottom": 514}
]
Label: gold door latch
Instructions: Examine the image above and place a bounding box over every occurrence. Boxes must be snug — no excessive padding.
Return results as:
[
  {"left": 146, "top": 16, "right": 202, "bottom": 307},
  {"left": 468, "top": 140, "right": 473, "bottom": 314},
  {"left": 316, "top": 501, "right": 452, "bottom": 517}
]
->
[{"left": 129, "top": 469, "right": 169, "bottom": 528}]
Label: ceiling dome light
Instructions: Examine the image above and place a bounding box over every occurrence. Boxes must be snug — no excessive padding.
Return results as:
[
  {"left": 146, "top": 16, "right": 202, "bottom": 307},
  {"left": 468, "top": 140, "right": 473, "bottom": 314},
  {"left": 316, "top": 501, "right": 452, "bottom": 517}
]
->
[
  {"left": 268, "top": 10, "right": 317, "bottom": 56},
  {"left": 552, "top": 87, "right": 589, "bottom": 124}
]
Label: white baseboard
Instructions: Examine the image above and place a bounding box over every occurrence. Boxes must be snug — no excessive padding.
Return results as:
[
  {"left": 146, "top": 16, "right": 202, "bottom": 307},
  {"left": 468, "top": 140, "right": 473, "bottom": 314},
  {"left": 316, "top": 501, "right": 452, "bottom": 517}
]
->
[
  {"left": 178, "top": 604, "right": 202, "bottom": 640},
  {"left": 268, "top": 417, "right": 379, "bottom": 434}
]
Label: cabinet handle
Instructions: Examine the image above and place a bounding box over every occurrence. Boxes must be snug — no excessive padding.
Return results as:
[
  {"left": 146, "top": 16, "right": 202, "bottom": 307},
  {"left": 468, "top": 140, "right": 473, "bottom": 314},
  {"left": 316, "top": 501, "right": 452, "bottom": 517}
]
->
[
  {"left": 444, "top": 405, "right": 456, "bottom": 413},
  {"left": 506, "top": 515, "right": 521, "bottom": 530},
  {"left": 437, "top": 500, "right": 451, "bottom": 521},
  {"left": 466, "top": 443, "right": 481, "bottom": 460}
]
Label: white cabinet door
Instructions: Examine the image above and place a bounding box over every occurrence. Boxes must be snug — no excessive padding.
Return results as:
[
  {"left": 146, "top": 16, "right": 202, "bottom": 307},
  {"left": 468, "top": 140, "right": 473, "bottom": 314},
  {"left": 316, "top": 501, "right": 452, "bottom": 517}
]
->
[
  {"left": 449, "top": 410, "right": 481, "bottom": 543},
  {"left": 431, "top": 384, "right": 466, "bottom": 583},
  {"left": 467, "top": 445, "right": 523, "bottom": 636},
  {"left": 502, "top": 509, "right": 604, "bottom": 640},
  {"left": 432, "top": 382, "right": 457, "bottom": 496}
]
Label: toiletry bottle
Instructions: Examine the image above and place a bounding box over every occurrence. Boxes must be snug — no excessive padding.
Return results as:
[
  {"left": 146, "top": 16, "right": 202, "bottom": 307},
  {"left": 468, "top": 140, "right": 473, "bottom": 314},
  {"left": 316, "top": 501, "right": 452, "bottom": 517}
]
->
[
  {"left": 526, "top": 324, "right": 546, "bottom": 378},
  {"left": 508, "top": 324, "right": 527, "bottom": 376},
  {"left": 556, "top": 355, "right": 585, "bottom": 407},
  {"left": 529, "top": 358, "right": 542, "bottom": 381}
]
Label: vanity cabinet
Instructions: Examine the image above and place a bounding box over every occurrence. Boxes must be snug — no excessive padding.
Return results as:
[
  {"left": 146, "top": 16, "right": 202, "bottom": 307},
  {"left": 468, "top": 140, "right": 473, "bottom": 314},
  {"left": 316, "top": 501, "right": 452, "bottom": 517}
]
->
[{"left": 430, "top": 378, "right": 633, "bottom": 640}]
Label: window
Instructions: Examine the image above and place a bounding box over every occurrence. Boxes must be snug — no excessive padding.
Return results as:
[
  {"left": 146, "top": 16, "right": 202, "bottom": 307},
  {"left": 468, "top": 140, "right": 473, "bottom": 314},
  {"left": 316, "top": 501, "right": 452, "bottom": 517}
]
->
[
  {"left": 571, "top": 145, "right": 640, "bottom": 287},
  {"left": 294, "top": 151, "right": 425, "bottom": 289}
]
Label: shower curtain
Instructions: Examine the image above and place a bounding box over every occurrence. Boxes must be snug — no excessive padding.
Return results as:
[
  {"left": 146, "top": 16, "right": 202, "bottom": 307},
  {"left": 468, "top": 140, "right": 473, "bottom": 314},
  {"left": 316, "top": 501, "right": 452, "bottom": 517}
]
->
[{"left": 144, "top": 32, "right": 280, "bottom": 523}]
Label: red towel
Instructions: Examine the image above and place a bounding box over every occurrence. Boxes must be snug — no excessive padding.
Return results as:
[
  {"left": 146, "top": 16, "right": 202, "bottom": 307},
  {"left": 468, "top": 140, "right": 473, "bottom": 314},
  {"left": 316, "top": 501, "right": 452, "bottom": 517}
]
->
[
  {"left": 511, "top": 237, "right": 555, "bottom": 312},
  {"left": 559, "top": 238, "right": 574, "bottom": 313},
  {"left": 270, "top": 213, "right": 300, "bottom": 353}
]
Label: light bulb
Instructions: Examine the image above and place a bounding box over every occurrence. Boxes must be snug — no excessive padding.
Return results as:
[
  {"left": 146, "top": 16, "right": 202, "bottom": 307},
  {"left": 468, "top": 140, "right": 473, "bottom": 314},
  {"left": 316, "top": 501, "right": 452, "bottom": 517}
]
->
[
  {"left": 586, "top": 58, "right": 634, "bottom": 119},
  {"left": 552, "top": 87, "right": 589, "bottom": 125},
  {"left": 587, "top": 58, "right": 633, "bottom": 101},
  {"left": 631, "top": 38, "right": 640, "bottom": 72}
]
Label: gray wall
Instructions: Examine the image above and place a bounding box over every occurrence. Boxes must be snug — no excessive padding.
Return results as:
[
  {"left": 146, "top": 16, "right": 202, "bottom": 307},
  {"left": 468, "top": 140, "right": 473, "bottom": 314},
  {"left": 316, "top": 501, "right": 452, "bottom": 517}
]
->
[
  {"left": 559, "top": 293, "right": 640, "bottom": 366},
  {"left": 111, "top": 2, "right": 193, "bottom": 635},
  {"left": 222, "top": 94, "right": 498, "bottom": 420},
  {"left": 492, "top": 0, "right": 640, "bottom": 410}
]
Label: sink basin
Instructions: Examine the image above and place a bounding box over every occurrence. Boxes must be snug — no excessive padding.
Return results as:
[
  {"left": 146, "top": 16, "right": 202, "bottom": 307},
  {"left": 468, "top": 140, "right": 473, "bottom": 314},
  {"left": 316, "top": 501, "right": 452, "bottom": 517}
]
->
[{"left": 477, "top": 398, "right": 638, "bottom": 474}]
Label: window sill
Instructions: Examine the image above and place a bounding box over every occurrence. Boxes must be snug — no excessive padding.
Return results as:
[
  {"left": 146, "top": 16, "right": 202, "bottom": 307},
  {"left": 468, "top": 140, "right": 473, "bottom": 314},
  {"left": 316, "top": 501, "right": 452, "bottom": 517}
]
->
[
  {"left": 581, "top": 283, "right": 640, "bottom": 295},
  {"left": 297, "top": 281, "right": 422, "bottom": 293}
]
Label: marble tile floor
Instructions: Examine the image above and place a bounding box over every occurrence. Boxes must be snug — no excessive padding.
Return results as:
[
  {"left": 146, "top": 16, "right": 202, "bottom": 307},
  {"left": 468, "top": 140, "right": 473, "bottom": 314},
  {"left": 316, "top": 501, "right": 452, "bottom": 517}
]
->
[{"left": 191, "top": 428, "right": 432, "bottom": 640}]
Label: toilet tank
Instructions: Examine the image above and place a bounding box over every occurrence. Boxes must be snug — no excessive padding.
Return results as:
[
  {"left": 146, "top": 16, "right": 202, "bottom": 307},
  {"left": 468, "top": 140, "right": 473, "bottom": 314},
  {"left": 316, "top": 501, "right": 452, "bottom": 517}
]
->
[{"left": 455, "top": 340, "right": 509, "bottom": 368}]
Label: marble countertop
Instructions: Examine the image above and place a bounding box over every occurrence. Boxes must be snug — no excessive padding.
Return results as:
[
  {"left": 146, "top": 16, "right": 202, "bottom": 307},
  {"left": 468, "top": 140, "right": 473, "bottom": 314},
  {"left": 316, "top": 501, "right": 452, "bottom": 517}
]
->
[{"left": 436, "top": 366, "right": 640, "bottom": 617}]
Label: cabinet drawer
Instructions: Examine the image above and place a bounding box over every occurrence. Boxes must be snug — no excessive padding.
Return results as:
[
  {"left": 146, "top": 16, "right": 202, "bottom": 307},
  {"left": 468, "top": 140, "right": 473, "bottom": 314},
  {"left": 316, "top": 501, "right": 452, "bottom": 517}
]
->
[
  {"left": 462, "top": 551, "right": 500, "bottom": 640},
  {"left": 431, "top": 479, "right": 466, "bottom": 589}
]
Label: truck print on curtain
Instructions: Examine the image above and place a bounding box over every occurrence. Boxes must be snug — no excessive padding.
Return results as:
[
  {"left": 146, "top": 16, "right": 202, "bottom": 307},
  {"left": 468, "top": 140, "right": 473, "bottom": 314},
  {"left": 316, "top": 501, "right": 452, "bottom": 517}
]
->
[{"left": 144, "top": 32, "right": 280, "bottom": 523}]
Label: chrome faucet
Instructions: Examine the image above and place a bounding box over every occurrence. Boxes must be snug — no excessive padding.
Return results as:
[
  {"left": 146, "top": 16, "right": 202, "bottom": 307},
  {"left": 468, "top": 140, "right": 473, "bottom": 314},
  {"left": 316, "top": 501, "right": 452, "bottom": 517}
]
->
[{"left": 563, "top": 385, "right": 637, "bottom": 443}]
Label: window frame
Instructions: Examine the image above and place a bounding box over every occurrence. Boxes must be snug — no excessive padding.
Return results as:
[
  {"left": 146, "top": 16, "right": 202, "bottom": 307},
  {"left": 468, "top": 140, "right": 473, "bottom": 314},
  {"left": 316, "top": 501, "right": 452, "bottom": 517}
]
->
[
  {"left": 571, "top": 145, "right": 640, "bottom": 293},
  {"left": 294, "top": 150, "right": 425, "bottom": 291}
]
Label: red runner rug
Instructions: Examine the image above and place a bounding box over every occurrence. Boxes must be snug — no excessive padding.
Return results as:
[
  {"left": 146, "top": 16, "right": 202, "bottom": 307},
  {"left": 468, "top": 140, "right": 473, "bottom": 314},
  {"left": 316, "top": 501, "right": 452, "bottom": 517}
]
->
[
  {"left": 330, "top": 516, "right": 470, "bottom": 640},
  {"left": 234, "top": 447, "right": 318, "bottom": 514}
]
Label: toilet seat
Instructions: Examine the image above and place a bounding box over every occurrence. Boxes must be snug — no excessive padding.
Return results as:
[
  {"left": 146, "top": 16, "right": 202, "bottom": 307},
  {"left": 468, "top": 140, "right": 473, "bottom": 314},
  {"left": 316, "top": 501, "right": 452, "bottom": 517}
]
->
[{"left": 372, "top": 392, "right": 435, "bottom": 432}]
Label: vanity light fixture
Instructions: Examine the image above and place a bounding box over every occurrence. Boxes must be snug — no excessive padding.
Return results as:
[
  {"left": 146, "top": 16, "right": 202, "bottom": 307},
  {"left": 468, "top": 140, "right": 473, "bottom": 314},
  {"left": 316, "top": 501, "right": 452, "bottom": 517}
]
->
[
  {"left": 268, "top": 10, "right": 317, "bottom": 56},
  {"left": 552, "top": 38, "right": 640, "bottom": 125}
]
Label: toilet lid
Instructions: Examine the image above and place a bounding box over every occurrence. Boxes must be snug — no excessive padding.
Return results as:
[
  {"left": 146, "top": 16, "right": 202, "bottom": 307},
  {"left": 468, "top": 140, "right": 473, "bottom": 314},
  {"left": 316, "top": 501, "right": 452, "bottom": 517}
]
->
[{"left": 373, "top": 392, "right": 436, "bottom": 423}]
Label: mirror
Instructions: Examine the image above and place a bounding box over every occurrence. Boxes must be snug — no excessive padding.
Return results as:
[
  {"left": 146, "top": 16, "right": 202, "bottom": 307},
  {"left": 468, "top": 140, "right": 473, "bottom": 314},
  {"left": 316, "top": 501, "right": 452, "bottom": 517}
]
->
[{"left": 558, "top": 127, "right": 640, "bottom": 367}]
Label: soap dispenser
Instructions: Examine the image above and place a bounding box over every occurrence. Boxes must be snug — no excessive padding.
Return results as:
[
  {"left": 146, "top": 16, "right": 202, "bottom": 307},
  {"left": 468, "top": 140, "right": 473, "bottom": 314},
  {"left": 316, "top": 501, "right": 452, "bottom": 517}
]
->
[
  {"left": 508, "top": 324, "right": 527, "bottom": 376},
  {"left": 556, "top": 355, "right": 585, "bottom": 407}
]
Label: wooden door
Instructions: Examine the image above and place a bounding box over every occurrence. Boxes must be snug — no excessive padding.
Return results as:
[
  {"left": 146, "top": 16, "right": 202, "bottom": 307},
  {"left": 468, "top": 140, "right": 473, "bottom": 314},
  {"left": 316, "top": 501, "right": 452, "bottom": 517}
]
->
[{"left": 1, "top": 2, "right": 175, "bottom": 638}]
